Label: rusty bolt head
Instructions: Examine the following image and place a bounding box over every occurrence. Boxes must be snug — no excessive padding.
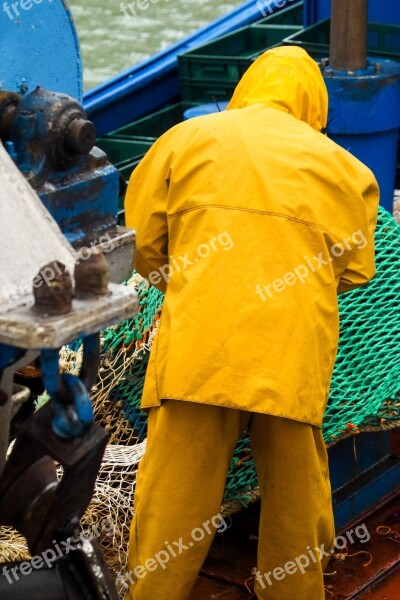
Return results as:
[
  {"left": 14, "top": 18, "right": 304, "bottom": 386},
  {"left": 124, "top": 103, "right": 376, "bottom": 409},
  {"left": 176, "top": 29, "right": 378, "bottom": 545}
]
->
[
  {"left": 74, "top": 248, "right": 110, "bottom": 299},
  {"left": 65, "top": 118, "right": 96, "bottom": 155},
  {"left": 33, "top": 261, "right": 73, "bottom": 316},
  {"left": 0, "top": 91, "right": 21, "bottom": 141}
]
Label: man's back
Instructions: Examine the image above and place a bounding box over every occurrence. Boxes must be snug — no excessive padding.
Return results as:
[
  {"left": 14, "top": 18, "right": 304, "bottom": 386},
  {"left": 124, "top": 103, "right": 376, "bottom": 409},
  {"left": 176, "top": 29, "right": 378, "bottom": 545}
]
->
[{"left": 125, "top": 46, "right": 379, "bottom": 426}]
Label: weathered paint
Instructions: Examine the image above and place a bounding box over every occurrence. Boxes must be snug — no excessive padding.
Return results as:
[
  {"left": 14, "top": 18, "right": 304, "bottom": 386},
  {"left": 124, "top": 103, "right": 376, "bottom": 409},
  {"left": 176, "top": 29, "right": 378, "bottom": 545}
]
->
[{"left": 0, "top": 0, "right": 82, "bottom": 101}]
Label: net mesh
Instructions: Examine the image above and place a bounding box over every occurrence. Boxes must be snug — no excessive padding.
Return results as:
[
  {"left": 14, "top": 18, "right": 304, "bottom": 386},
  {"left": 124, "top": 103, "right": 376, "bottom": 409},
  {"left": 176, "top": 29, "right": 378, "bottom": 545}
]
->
[{"left": 1, "top": 206, "right": 399, "bottom": 598}]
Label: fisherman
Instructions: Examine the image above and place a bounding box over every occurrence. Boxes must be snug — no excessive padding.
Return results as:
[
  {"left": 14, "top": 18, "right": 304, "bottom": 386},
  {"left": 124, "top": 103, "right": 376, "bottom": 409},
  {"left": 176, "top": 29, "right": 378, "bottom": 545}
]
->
[{"left": 124, "top": 46, "right": 379, "bottom": 600}]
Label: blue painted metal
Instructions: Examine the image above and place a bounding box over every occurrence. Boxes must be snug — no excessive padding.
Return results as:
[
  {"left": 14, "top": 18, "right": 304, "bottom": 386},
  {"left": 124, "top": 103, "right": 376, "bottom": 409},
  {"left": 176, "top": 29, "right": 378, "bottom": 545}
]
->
[
  {"left": 53, "top": 373, "right": 94, "bottom": 438},
  {"left": 4, "top": 87, "right": 120, "bottom": 247},
  {"left": 83, "top": 0, "right": 287, "bottom": 136},
  {"left": 329, "top": 432, "right": 391, "bottom": 493},
  {"left": 304, "top": 0, "right": 400, "bottom": 27},
  {"left": 41, "top": 348, "right": 94, "bottom": 439},
  {"left": 40, "top": 349, "right": 62, "bottom": 400},
  {"left": 0, "top": 344, "right": 24, "bottom": 370},
  {"left": 0, "top": 0, "right": 82, "bottom": 101},
  {"left": 323, "top": 58, "right": 400, "bottom": 213},
  {"left": 39, "top": 161, "right": 119, "bottom": 245},
  {"left": 333, "top": 458, "right": 400, "bottom": 529},
  {"left": 329, "top": 432, "right": 400, "bottom": 528}
]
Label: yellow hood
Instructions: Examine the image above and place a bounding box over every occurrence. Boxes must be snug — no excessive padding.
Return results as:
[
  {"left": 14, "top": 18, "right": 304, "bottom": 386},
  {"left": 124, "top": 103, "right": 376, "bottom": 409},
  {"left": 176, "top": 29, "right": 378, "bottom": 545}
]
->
[{"left": 227, "top": 46, "right": 328, "bottom": 132}]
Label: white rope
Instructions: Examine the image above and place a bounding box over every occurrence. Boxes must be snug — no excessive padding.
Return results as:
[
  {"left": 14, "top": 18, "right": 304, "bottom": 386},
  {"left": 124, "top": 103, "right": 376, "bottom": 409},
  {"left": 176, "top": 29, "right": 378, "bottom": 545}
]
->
[{"left": 102, "top": 441, "right": 147, "bottom": 466}]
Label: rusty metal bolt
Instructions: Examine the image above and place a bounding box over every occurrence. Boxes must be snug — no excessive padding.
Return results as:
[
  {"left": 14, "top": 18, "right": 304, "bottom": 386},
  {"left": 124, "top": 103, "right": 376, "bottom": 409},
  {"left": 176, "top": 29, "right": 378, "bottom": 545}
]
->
[
  {"left": 65, "top": 118, "right": 96, "bottom": 155},
  {"left": 33, "top": 261, "right": 73, "bottom": 316},
  {"left": 0, "top": 91, "right": 21, "bottom": 141},
  {"left": 74, "top": 248, "right": 110, "bottom": 299}
]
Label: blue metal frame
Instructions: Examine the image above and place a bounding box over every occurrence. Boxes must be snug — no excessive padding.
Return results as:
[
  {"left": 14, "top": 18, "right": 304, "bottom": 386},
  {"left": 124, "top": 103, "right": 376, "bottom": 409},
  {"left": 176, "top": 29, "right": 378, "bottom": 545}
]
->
[
  {"left": 327, "top": 432, "right": 400, "bottom": 528},
  {"left": 304, "top": 0, "right": 400, "bottom": 27},
  {"left": 0, "top": 0, "right": 82, "bottom": 101}
]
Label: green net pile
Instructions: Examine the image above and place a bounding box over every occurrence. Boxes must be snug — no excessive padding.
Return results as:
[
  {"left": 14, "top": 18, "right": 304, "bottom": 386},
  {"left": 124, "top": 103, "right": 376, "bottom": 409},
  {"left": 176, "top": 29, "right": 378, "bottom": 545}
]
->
[
  {"left": 324, "top": 210, "right": 400, "bottom": 443},
  {"left": 94, "top": 207, "right": 399, "bottom": 505}
]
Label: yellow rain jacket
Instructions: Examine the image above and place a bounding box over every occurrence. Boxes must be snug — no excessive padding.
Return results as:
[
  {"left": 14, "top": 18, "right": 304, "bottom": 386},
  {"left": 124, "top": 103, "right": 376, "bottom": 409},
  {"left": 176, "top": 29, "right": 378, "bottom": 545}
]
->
[{"left": 125, "top": 46, "right": 379, "bottom": 427}]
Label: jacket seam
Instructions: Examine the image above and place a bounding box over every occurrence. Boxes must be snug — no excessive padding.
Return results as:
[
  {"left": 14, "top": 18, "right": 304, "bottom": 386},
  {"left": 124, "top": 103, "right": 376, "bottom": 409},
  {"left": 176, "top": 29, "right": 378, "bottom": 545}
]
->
[{"left": 167, "top": 204, "right": 347, "bottom": 244}]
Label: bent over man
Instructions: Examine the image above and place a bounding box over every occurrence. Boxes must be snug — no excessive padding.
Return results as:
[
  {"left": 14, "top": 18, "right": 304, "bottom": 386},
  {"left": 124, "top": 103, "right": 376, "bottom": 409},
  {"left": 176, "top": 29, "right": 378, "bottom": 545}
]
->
[{"left": 124, "top": 46, "right": 379, "bottom": 600}]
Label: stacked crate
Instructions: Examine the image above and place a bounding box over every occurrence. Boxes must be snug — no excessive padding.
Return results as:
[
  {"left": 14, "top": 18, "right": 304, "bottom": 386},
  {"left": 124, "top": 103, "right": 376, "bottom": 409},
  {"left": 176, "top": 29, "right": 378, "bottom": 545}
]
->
[
  {"left": 97, "top": 103, "right": 199, "bottom": 223},
  {"left": 284, "top": 19, "right": 400, "bottom": 60},
  {"left": 96, "top": 137, "right": 154, "bottom": 224},
  {"left": 177, "top": 2, "right": 304, "bottom": 104}
]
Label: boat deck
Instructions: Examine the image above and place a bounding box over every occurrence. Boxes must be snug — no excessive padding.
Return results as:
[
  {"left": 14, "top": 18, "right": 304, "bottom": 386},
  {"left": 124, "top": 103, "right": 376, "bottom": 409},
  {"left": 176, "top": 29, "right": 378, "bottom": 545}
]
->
[{"left": 190, "top": 490, "right": 400, "bottom": 599}]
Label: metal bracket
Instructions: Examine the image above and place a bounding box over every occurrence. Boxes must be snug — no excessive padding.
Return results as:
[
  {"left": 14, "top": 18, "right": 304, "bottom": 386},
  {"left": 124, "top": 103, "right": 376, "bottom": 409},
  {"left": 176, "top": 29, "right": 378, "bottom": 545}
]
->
[{"left": 0, "top": 401, "right": 108, "bottom": 555}]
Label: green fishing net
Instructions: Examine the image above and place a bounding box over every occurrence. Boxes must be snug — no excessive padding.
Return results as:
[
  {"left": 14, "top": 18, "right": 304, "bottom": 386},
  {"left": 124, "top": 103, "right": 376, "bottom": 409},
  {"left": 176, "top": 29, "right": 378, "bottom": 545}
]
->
[{"left": 95, "top": 207, "right": 400, "bottom": 503}]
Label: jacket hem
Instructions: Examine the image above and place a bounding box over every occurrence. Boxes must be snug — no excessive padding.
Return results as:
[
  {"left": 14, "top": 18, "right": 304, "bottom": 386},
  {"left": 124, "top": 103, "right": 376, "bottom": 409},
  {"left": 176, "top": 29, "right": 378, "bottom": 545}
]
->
[{"left": 140, "top": 394, "right": 324, "bottom": 429}]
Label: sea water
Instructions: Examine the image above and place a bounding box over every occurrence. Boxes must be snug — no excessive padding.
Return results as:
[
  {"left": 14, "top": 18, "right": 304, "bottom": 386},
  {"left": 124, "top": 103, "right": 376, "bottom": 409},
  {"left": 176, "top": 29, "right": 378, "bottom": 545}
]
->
[{"left": 69, "top": 0, "right": 244, "bottom": 90}]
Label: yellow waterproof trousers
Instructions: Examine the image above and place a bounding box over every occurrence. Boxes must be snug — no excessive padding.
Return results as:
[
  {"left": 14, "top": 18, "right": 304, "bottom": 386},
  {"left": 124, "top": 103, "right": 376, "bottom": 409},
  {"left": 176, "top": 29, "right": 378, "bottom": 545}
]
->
[{"left": 126, "top": 400, "right": 335, "bottom": 600}]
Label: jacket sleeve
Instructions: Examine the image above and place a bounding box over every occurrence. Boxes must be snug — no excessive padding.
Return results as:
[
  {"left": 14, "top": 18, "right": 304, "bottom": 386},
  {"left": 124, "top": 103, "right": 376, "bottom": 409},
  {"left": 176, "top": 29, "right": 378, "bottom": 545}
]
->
[
  {"left": 124, "top": 135, "right": 171, "bottom": 293},
  {"left": 337, "top": 173, "right": 380, "bottom": 295}
]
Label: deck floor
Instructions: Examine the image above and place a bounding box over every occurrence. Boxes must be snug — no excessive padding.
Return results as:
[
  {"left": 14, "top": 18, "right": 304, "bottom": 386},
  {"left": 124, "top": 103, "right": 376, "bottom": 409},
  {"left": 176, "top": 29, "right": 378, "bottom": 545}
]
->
[{"left": 189, "top": 491, "right": 400, "bottom": 599}]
